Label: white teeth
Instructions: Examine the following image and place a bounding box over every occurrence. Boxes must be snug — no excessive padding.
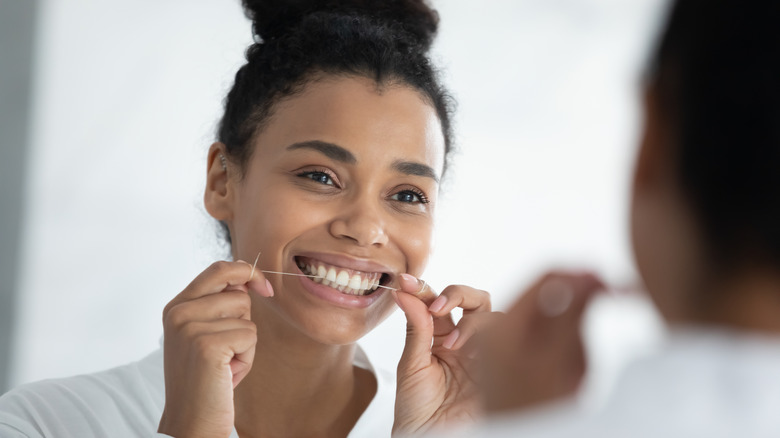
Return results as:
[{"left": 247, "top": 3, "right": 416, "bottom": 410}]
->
[
  {"left": 335, "top": 271, "right": 350, "bottom": 288},
  {"left": 325, "top": 268, "right": 337, "bottom": 284},
  {"left": 297, "top": 259, "right": 385, "bottom": 295},
  {"left": 348, "top": 274, "right": 362, "bottom": 290}
]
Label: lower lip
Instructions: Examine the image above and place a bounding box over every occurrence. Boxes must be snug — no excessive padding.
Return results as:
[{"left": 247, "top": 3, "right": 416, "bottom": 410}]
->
[{"left": 295, "top": 266, "right": 386, "bottom": 309}]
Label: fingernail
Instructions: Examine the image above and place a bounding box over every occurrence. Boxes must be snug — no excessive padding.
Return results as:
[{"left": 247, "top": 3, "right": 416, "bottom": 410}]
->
[
  {"left": 428, "top": 295, "right": 447, "bottom": 313},
  {"left": 538, "top": 279, "right": 573, "bottom": 317},
  {"left": 265, "top": 279, "right": 275, "bottom": 297},
  {"left": 442, "top": 329, "right": 460, "bottom": 350},
  {"left": 399, "top": 273, "right": 417, "bottom": 283}
]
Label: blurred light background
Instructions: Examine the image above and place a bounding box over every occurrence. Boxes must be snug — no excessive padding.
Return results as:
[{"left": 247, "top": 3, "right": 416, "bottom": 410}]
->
[{"left": 1, "top": 0, "right": 669, "bottom": 402}]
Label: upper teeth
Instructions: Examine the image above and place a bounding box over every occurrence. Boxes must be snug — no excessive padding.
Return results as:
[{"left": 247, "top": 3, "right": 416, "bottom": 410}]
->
[{"left": 297, "top": 260, "right": 382, "bottom": 296}]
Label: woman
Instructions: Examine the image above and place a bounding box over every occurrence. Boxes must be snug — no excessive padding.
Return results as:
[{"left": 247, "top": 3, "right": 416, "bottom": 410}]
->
[
  {"left": 0, "top": 1, "right": 492, "bottom": 437},
  {"left": 474, "top": 0, "right": 780, "bottom": 435}
]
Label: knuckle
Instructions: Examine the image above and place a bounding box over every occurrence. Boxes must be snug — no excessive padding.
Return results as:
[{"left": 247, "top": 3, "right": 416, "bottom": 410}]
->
[
  {"left": 223, "top": 292, "right": 252, "bottom": 317},
  {"left": 440, "top": 284, "right": 463, "bottom": 297},
  {"left": 236, "top": 292, "right": 252, "bottom": 310},
  {"left": 163, "top": 304, "right": 188, "bottom": 329},
  {"left": 162, "top": 302, "right": 173, "bottom": 322},
  {"left": 239, "top": 320, "right": 258, "bottom": 333},
  {"left": 192, "top": 333, "right": 218, "bottom": 357},
  {"left": 209, "top": 260, "right": 233, "bottom": 277},
  {"left": 240, "top": 326, "right": 259, "bottom": 339},
  {"left": 178, "top": 321, "right": 202, "bottom": 339},
  {"left": 478, "top": 289, "right": 493, "bottom": 310}
]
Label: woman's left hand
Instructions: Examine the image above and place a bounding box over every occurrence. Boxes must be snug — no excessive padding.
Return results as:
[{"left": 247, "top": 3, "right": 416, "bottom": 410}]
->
[{"left": 392, "top": 274, "right": 495, "bottom": 436}]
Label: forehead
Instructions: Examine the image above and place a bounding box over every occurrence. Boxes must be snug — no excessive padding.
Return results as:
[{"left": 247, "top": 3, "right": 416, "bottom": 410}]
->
[{"left": 254, "top": 75, "right": 446, "bottom": 173}]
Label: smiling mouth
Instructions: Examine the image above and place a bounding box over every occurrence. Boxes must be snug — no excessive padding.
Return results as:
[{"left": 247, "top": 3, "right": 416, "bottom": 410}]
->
[{"left": 294, "top": 256, "right": 391, "bottom": 296}]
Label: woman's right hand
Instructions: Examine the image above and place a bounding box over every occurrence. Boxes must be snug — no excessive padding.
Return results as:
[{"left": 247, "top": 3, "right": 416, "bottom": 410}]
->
[
  {"left": 157, "top": 261, "right": 273, "bottom": 438},
  {"left": 479, "top": 272, "right": 604, "bottom": 414}
]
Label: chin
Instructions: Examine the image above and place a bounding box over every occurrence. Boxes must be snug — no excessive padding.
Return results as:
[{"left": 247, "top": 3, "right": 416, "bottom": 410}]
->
[
  {"left": 298, "top": 306, "right": 397, "bottom": 345},
  {"left": 258, "top": 290, "right": 397, "bottom": 346}
]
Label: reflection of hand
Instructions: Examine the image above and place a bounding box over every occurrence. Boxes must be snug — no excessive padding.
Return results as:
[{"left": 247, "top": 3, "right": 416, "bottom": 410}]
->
[
  {"left": 157, "top": 261, "right": 273, "bottom": 438},
  {"left": 480, "top": 272, "right": 604, "bottom": 414},
  {"left": 392, "top": 274, "right": 496, "bottom": 436}
]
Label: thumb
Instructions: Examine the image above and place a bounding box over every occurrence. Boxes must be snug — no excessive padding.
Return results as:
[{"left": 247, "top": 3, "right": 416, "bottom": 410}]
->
[{"left": 394, "top": 277, "right": 435, "bottom": 373}]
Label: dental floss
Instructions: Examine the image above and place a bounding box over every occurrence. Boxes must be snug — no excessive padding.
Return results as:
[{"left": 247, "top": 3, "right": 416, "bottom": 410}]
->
[{"left": 249, "top": 251, "right": 261, "bottom": 281}]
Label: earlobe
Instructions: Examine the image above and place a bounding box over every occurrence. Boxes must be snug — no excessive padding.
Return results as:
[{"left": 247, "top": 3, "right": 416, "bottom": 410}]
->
[{"left": 204, "top": 142, "right": 234, "bottom": 221}]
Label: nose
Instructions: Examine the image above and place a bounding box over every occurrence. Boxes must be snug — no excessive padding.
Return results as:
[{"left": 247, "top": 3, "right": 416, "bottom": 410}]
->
[{"left": 328, "top": 198, "right": 389, "bottom": 247}]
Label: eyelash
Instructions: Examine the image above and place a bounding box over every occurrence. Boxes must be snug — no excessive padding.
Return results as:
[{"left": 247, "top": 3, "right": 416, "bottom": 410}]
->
[
  {"left": 295, "top": 169, "right": 430, "bottom": 205},
  {"left": 296, "top": 169, "right": 339, "bottom": 187},
  {"left": 392, "top": 188, "right": 430, "bottom": 204}
]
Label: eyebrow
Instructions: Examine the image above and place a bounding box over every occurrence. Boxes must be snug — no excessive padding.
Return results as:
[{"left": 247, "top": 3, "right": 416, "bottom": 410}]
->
[
  {"left": 286, "top": 141, "right": 356, "bottom": 164},
  {"left": 286, "top": 139, "right": 439, "bottom": 182},
  {"left": 393, "top": 160, "right": 440, "bottom": 183}
]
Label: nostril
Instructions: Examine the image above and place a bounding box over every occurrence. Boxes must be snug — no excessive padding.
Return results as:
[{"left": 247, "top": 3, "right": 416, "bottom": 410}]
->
[{"left": 328, "top": 214, "right": 388, "bottom": 247}]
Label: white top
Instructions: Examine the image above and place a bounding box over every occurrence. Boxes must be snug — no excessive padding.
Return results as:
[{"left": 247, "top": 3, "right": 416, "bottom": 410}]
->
[
  {"left": 0, "top": 344, "right": 395, "bottom": 438},
  {"left": 444, "top": 327, "right": 780, "bottom": 438}
]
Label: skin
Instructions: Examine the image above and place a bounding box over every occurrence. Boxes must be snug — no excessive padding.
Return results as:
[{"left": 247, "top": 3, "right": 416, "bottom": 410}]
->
[
  {"left": 629, "top": 87, "right": 706, "bottom": 324},
  {"left": 158, "top": 75, "right": 496, "bottom": 438},
  {"left": 630, "top": 86, "right": 780, "bottom": 331},
  {"left": 477, "top": 84, "right": 780, "bottom": 414},
  {"left": 479, "top": 272, "right": 604, "bottom": 413},
  {"left": 393, "top": 274, "right": 493, "bottom": 434}
]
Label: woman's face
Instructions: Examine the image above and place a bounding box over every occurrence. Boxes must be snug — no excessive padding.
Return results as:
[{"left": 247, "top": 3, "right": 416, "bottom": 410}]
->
[
  {"left": 630, "top": 87, "right": 703, "bottom": 323},
  {"left": 210, "top": 76, "right": 445, "bottom": 345}
]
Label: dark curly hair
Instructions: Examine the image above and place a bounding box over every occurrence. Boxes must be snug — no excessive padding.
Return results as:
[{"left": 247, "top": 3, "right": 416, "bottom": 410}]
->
[
  {"left": 649, "top": 0, "right": 780, "bottom": 270},
  {"left": 217, "top": 0, "right": 454, "bottom": 178}
]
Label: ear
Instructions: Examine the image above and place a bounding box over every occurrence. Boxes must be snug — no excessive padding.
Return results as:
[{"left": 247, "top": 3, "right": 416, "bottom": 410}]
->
[{"left": 204, "top": 142, "right": 235, "bottom": 222}]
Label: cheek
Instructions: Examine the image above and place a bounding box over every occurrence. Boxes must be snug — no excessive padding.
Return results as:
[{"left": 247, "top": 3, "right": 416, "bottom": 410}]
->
[
  {"left": 232, "top": 184, "right": 325, "bottom": 258},
  {"left": 398, "top": 219, "right": 434, "bottom": 277},
  {"left": 630, "top": 191, "right": 694, "bottom": 321},
  {"left": 252, "top": 195, "right": 330, "bottom": 251},
  {"left": 631, "top": 194, "right": 664, "bottom": 291}
]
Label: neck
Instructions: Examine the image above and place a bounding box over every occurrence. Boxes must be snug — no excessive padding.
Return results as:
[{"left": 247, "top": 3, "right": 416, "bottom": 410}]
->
[
  {"left": 233, "top": 303, "right": 376, "bottom": 438},
  {"left": 684, "top": 266, "right": 780, "bottom": 334}
]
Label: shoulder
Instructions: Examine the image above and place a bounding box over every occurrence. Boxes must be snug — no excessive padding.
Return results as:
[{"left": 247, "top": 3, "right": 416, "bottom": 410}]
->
[
  {"left": 475, "top": 330, "right": 780, "bottom": 438},
  {"left": 0, "top": 348, "right": 165, "bottom": 438}
]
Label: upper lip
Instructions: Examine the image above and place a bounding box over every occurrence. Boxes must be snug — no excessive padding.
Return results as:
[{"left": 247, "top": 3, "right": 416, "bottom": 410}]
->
[{"left": 294, "top": 251, "right": 396, "bottom": 276}]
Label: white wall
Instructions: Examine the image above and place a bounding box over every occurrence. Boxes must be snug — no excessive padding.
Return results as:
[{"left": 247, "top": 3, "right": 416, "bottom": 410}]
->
[{"left": 11, "top": 0, "right": 668, "bottom": 399}]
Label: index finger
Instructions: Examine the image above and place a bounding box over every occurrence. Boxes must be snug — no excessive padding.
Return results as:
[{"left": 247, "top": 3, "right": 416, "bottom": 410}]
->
[
  {"left": 504, "top": 271, "right": 604, "bottom": 328},
  {"left": 397, "top": 273, "right": 438, "bottom": 305},
  {"left": 175, "top": 261, "right": 269, "bottom": 304}
]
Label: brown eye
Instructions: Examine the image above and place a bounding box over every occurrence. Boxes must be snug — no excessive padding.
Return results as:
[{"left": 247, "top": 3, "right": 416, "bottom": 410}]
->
[
  {"left": 391, "top": 190, "right": 428, "bottom": 204},
  {"left": 298, "top": 171, "right": 335, "bottom": 186}
]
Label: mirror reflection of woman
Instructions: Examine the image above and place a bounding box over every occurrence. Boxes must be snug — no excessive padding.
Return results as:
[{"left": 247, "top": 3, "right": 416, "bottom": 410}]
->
[
  {"left": 0, "top": 1, "right": 494, "bottom": 437},
  {"left": 474, "top": 1, "right": 780, "bottom": 436}
]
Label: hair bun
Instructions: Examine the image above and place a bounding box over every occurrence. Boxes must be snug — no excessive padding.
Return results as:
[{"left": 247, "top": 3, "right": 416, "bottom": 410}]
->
[{"left": 242, "top": 0, "right": 439, "bottom": 50}]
